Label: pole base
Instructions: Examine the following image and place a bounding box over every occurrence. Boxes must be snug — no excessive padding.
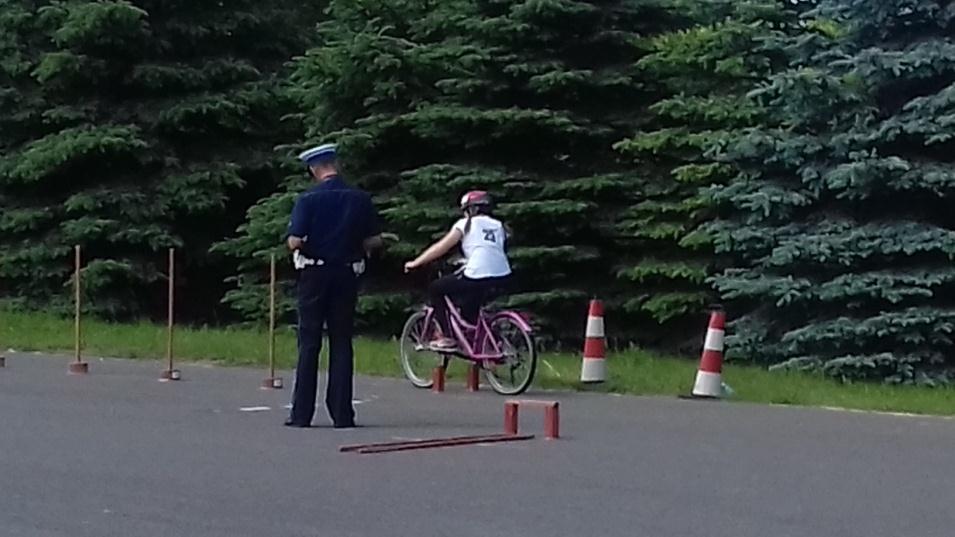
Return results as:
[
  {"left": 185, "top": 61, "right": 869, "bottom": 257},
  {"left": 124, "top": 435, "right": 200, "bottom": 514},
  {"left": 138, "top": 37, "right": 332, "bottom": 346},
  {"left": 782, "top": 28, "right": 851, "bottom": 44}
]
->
[
  {"left": 68, "top": 361, "right": 89, "bottom": 375},
  {"left": 261, "top": 377, "right": 284, "bottom": 390},
  {"left": 159, "top": 369, "right": 181, "bottom": 382}
]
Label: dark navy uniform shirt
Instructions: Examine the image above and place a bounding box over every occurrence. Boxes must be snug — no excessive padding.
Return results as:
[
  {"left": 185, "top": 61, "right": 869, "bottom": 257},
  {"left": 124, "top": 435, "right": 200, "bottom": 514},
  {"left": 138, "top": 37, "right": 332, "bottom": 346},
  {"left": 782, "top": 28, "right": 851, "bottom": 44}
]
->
[{"left": 287, "top": 175, "right": 380, "bottom": 264}]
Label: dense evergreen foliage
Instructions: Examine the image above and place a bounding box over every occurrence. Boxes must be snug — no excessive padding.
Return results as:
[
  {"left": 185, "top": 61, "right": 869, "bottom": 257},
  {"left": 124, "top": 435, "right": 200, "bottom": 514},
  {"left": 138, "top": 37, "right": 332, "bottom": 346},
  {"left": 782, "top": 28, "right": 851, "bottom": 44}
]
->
[
  {"left": 711, "top": 0, "right": 955, "bottom": 383},
  {"left": 4, "top": 0, "right": 954, "bottom": 383},
  {"left": 218, "top": 0, "right": 691, "bottom": 343},
  {"left": 614, "top": 1, "right": 804, "bottom": 344},
  {"left": 0, "top": 0, "right": 319, "bottom": 319}
]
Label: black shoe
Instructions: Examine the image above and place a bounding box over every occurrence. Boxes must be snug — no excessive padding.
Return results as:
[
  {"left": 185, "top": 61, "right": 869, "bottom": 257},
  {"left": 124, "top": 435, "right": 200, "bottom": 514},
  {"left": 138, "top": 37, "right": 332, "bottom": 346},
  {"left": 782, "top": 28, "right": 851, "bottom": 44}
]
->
[
  {"left": 284, "top": 418, "right": 311, "bottom": 428},
  {"left": 333, "top": 421, "right": 356, "bottom": 429}
]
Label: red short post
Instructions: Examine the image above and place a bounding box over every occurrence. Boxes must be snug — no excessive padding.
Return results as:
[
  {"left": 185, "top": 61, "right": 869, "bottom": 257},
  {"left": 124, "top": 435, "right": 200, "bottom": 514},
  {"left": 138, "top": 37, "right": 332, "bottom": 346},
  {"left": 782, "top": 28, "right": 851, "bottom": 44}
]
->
[
  {"left": 466, "top": 364, "right": 480, "bottom": 392},
  {"left": 544, "top": 403, "right": 560, "bottom": 440},
  {"left": 504, "top": 401, "right": 519, "bottom": 435},
  {"left": 506, "top": 399, "right": 560, "bottom": 440},
  {"left": 432, "top": 366, "right": 446, "bottom": 393}
]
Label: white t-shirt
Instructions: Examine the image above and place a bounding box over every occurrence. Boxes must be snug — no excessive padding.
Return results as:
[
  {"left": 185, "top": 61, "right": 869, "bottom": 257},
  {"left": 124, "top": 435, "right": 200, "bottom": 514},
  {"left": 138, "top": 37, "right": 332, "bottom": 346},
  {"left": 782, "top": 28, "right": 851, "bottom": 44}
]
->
[{"left": 452, "top": 215, "right": 512, "bottom": 279}]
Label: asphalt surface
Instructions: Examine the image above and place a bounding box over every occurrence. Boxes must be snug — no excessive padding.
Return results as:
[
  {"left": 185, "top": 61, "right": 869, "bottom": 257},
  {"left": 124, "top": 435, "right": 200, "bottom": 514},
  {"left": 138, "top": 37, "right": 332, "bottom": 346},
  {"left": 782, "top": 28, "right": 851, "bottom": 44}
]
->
[{"left": 2, "top": 353, "right": 955, "bottom": 537}]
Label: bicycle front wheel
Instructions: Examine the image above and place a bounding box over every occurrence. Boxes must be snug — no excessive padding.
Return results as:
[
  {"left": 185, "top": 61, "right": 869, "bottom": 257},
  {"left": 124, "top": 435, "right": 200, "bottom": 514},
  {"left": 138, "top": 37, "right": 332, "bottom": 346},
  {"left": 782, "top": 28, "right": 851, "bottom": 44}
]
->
[
  {"left": 399, "top": 310, "right": 443, "bottom": 388},
  {"left": 483, "top": 312, "right": 537, "bottom": 395}
]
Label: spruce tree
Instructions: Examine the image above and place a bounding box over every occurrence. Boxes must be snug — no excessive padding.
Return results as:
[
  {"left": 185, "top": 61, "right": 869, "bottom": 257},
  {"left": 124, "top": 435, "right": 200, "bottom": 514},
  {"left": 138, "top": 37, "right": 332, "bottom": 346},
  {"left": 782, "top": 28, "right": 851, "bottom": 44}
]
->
[
  {"left": 0, "top": 0, "right": 320, "bottom": 318},
  {"left": 614, "top": 0, "right": 805, "bottom": 346},
  {"left": 219, "top": 0, "right": 687, "bottom": 342},
  {"left": 215, "top": 0, "right": 473, "bottom": 330},
  {"left": 711, "top": 0, "right": 955, "bottom": 384}
]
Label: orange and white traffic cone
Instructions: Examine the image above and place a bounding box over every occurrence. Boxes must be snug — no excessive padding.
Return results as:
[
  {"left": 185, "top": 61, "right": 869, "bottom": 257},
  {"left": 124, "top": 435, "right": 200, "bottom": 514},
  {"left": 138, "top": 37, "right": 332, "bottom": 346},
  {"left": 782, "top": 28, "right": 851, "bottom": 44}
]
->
[
  {"left": 580, "top": 299, "right": 606, "bottom": 383},
  {"left": 691, "top": 307, "right": 725, "bottom": 398}
]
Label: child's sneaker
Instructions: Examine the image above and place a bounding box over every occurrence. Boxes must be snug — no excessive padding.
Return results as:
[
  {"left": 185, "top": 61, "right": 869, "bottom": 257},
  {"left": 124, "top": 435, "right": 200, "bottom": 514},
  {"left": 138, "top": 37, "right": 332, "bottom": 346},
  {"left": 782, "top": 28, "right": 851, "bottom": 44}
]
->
[{"left": 429, "top": 337, "right": 458, "bottom": 351}]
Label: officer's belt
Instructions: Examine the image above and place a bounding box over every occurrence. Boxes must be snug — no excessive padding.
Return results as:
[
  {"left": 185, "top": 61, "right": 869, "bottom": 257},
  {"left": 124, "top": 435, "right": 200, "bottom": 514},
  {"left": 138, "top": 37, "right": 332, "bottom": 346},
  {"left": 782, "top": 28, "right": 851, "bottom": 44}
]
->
[{"left": 293, "top": 251, "right": 365, "bottom": 275}]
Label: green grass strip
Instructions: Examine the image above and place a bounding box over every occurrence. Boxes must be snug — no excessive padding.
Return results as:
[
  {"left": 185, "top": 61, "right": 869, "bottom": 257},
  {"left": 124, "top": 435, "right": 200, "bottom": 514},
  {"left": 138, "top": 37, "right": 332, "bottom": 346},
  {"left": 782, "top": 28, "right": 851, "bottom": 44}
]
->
[{"left": 2, "top": 310, "right": 955, "bottom": 416}]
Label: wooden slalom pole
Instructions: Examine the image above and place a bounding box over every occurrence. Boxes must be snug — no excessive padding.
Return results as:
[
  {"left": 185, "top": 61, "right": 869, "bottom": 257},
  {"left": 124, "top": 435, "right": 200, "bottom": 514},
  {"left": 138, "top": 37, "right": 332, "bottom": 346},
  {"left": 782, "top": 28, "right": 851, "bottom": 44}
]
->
[
  {"left": 262, "top": 254, "right": 283, "bottom": 389},
  {"left": 160, "top": 248, "right": 180, "bottom": 381},
  {"left": 68, "top": 245, "right": 89, "bottom": 374}
]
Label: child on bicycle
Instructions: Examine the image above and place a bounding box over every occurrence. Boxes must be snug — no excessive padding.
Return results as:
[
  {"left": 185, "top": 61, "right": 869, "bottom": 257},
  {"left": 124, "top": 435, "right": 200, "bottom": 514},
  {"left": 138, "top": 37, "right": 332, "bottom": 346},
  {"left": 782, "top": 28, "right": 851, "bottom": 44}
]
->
[{"left": 404, "top": 190, "right": 513, "bottom": 350}]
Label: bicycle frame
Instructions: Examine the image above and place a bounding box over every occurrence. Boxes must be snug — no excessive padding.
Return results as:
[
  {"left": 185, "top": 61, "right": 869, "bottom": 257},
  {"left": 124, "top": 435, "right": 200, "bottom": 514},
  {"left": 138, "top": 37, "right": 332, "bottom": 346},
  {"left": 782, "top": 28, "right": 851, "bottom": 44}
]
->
[{"left": 420, "top": 297, "right": 532, "bottom": 363}]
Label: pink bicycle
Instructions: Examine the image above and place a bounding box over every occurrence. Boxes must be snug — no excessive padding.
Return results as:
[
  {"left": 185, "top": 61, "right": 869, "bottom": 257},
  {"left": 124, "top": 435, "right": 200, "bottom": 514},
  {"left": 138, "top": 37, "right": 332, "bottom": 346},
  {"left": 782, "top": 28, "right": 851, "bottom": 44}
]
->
[{"left": 399, "top": 288, "right": 538, "bottom": 395}]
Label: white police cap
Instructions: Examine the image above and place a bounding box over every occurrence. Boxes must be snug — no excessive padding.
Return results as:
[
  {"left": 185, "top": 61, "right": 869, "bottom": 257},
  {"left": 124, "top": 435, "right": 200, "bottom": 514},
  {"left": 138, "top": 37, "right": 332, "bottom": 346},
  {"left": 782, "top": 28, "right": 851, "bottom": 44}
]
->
[{"left": 297, "top": 143, "right": 338, "bottom": 165}]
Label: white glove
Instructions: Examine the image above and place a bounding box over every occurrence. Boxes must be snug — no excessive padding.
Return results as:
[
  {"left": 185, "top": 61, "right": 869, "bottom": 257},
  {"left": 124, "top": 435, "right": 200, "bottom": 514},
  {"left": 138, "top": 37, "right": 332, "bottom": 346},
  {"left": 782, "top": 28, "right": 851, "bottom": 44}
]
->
[{"left": 293, "top": 250, "right": 309, "bottom": 270}]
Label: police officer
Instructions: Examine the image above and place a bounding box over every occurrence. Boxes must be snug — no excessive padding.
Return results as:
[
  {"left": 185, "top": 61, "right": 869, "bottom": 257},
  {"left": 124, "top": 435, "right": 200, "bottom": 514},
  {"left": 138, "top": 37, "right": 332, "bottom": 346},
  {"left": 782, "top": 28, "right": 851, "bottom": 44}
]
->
[{"left": 285, "top": 143, "right": 383, "bottom": 429}]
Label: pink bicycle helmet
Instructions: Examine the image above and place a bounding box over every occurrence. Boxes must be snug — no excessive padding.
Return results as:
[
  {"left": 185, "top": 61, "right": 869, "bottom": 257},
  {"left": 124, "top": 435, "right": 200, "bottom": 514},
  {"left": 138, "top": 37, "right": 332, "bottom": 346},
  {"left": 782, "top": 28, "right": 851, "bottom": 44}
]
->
[{"left": 460, "top": 190, "right": 492, "bottom": 209}]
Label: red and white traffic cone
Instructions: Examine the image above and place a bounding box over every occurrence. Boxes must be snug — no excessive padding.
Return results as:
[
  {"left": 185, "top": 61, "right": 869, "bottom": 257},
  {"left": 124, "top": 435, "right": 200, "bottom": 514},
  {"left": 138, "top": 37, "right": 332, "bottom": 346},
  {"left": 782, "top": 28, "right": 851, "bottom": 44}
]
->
[
  {"left": 691, "top": 307, "right": 725, "bottom": 398},
  {"left": 580, "top": 300, "right": 606, "bottom": 383}
]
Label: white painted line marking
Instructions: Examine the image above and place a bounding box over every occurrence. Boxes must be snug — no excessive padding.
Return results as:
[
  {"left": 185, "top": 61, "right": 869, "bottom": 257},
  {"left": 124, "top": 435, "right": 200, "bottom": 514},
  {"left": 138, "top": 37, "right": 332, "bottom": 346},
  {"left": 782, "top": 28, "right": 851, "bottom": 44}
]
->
[{"left": 239, "top": 406, "right": 271, "bottom": 412}]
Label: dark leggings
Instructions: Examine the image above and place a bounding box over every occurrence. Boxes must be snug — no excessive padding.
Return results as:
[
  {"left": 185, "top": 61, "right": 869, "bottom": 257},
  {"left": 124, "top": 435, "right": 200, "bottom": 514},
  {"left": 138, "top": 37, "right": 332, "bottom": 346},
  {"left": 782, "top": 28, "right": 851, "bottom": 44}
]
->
[{"left": 429, "top": 274, "right": 512, "bottom": 335}]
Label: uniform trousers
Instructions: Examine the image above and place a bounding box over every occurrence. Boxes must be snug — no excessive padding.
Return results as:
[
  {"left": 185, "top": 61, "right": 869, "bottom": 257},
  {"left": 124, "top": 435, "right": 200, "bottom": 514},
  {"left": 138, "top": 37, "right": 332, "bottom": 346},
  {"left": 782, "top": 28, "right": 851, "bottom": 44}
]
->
[{"left": 289, "top": 264, "right": 358, "bottom": 427}]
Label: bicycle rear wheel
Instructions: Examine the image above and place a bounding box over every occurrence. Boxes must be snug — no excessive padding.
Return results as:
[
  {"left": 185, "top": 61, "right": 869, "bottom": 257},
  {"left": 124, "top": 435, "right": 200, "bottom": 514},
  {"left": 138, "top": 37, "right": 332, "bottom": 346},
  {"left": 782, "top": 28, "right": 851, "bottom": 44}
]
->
[
  {"left": 399, "top": 310, "right": 444, "bottom": 388},
  {"left": 483, "top": 312, "right": 537, "bottom": 395}
]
